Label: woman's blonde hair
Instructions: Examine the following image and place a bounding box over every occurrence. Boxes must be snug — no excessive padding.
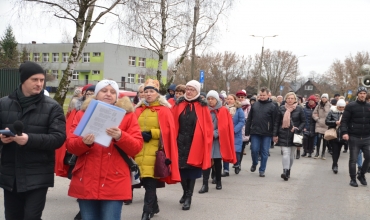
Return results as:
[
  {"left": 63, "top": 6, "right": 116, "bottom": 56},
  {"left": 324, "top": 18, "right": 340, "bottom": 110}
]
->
[
  {"left": 227, "top": 94, "right": 241, "bottom": 108},
  {"left": 284, "top": 92, "right": 297, "bottom": 102}
]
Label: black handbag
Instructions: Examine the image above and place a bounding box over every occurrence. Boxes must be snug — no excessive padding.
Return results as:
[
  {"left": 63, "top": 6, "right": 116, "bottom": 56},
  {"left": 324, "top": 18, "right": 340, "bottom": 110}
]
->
[
  {"left": 63, "top": 151, "right": 77, "bottom": 166},
  {"left": 114, "top": 144, "right": 141, "bottom": 185}
]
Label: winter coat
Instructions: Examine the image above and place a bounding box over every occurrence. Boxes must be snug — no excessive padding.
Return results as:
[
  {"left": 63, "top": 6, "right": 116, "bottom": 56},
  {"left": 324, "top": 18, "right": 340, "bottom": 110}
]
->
[
  {"left": 340, "top": 99, "right": 370, "bottom": 139},
  {"left": 0, "top": 90, "right": 66, "bottom": 192},
  {"left": 66, "top": 97, "right": 143, "bottom": 200},
  {"left": 245, "top": 99, "right": 278, "bottom": 137},
  {"left": 231, "top": 107, "right": 245, "bottom": 152},
  {"left": 134, "top": 96, "right": 180, "bottom": 184},
  {"left": 303, "top": 103, "right": 316, "bottom": 137},
  {"left": 312, "top": 101, "right": 331, "bottom": 134},
  {"left": 172, "top": 96, "right": 213, "bottom": 170},
  {"left": 241, "top": 103, "right": 251, "bottom": 142},
  {"left": 273, "top": 105, "right": 305, "bottom": 147},
  {"left": 209, "top": 102, "right": 236, "bottom": 163},
  {"left": 325, "top": 108, "right": 345, "bottom": 142}
]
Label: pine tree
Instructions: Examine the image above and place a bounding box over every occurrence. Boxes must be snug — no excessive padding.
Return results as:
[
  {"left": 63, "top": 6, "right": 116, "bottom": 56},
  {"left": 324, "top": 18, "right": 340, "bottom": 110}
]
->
[{"left": 0, "top": 25, "right": 18, "bottom": 68}]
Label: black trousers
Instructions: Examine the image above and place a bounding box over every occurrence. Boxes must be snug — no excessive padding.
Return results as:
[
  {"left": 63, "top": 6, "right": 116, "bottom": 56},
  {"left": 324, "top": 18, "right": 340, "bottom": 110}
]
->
[
  {"left": 141, "top": 177, "right": 158, "bottom": 213},
  {"left": 331, "top": 140, "right": 346, "bottom": 167},
  {"left": 207, "top": 158, "right": 222, "bottom": 181},
  {"left": 316, "top": 133, "right": 328, "bottom": 154},
  {"left": 4, "top": 186, "right": 48, "bottom": 220},
  {"left": 303, "top": 135, "right": 315, "bottom": 153},
  {"left": 349, "top": 136, "right": 370, "bottom": 178}
]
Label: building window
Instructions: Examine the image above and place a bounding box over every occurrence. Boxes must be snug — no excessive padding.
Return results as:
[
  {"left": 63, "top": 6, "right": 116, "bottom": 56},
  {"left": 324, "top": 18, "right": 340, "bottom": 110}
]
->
[
  {"left": 305, "top": 85, "right": 313, "bottom": 90},
  {"left": 52, "top": 53, "right": 59, "bottom": 62},
  {"left": 93, "top": 52, "right": 101, "bottom": 57},
  {"left": 27, "top": 53, "right": 30, "bottom": 61},
  {"left": 128, "top": 73, "right": 135, "bottom": 83},
  {"left": 138, "top": 74, "right": 145, "bottom": 84},
  {"left": 43, "top": 53, "right": 49, "bottom": 62},
  {"left": 128, "top": 56, "right": 136, "bottom": 66},
  {"left": 83, "top": 53, "right": 90, "bottom": 63},
  {"left": 52, "top": 70, "right": 59, "bottom": 79},
  {"left": 33, "top": 53, "right": 40, "bottom": 62},
  {"left": 62, "top": 53, "right": 69, "bottom": 62},
  {"left": 92, "top": 70, "right": 100, "bottom": 75},
  {"left": 72, "top": 71, "right": 79, "bottom": 80},
  {"left": 138, "top": 58, "right": 146, "bottom": 67}
]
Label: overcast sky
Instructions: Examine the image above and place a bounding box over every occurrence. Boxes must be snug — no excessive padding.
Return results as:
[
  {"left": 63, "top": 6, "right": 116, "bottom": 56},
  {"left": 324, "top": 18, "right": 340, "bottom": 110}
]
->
[{"left": 0, "top": 0, "right": 369, "bottom": 77}]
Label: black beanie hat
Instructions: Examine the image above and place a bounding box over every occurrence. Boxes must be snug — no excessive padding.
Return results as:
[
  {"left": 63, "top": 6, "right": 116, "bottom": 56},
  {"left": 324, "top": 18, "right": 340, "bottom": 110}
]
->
[
  {"left": 19, "top": 61, "right": 45, "bottom": 84},
  {"left": 357, "top": 86, "right": 368, "bottom": 95}
]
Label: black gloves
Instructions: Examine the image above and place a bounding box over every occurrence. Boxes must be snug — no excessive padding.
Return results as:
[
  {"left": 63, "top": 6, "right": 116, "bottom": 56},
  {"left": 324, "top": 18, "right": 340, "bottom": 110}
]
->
[
  {"left": 165, "top": 158, "right": 171, "bottom": 165},
  {"left": 141, "top": 131, "right": 152, "bottom": 142}
]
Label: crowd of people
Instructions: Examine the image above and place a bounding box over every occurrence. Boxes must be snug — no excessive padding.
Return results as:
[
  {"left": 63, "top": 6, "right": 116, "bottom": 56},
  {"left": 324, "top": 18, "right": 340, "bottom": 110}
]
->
[{"left": 1, "top": 61, "right": 370, "bottom": 220}]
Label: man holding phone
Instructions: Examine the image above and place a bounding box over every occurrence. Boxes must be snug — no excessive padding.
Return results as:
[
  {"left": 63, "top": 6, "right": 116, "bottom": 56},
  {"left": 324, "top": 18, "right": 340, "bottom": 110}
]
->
[{"left": 0, "top": 61, "right": 66, "bottom": 219}]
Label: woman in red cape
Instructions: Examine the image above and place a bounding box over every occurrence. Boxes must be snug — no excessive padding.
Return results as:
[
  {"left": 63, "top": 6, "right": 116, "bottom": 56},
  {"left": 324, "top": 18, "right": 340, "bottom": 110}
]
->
[
  {"left": 172, "top": 80, "right": 213, "bottom": 211},
  {"left": 198, "top": 90, "right": 236, "bottom": 194},
  {"left": 134, "top": 79, "right": 180, "bottom": 220}
]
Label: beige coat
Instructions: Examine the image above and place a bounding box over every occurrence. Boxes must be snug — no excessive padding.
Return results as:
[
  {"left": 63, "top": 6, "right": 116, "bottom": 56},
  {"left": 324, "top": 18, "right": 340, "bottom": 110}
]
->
[{"left": 312, "top": 101, "right": 331, "bottom": 134}]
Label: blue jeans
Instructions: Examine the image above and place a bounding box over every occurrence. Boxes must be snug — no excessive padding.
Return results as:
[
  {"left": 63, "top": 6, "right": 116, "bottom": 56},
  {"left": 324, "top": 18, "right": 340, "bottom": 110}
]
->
[
  {"left": 223, "top": 153, "right": 241, "bottom": 172},
  {"left": 78, "top": 199, "right": 123, "bottom": 220},
  {"left": 250, "top": 134, "right": 272, "bottom": 173},
  {"left": 357, "top": 149, "right": 363, "bottom": 168}
]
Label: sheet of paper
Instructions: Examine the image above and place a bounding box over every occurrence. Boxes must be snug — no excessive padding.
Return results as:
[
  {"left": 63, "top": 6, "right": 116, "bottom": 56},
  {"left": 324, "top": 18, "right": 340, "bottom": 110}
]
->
[{"left": 79, "top": 101, "right": 126, "bottom": 147}]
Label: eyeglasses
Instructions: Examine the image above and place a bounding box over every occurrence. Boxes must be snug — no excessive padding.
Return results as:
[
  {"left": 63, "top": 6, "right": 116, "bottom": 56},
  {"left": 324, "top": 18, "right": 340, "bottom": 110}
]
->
[{"left": 185, "top": 88, "right": 196, "bottom": 92}]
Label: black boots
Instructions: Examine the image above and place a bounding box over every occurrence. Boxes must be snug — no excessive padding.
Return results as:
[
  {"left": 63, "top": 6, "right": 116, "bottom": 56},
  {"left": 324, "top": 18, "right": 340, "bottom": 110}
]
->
[
  {"left": 301, "top": 151, "right": 307, "bottom": 157},
  {"left": 332, "top": 165, "right": 338, "bottom": 174},
  {"left": 357, "top": 172, "right": 367, "bottom": 185},
  {"left": 182, "top": 179, "right": 196, "bottom": 210},
  {"left": 286, "top": 169, "right": 291, "bottom": 178},
  {"left": 350, "top": 176, "right": 358, "bottom": 187},
  {"left": 296, "top": 150, "right": 300, "bottom": 159},
  {"left": 179, "top": 180, "right": 187, "bottom": 204},
  {"left": 281, "top": 169, "right": 288, "bottom": 181},
  {"left": 141, "top": 212, "right": 151, "bottom": 220},
  {"left": 198, "top": 183, "right": 208, "bottom": 193},
  {"left": 314, "top": 145, "right": 320, "bottom": 158},
  {"left": 216, "top": 180, "right": 222, "bottom": 190}
]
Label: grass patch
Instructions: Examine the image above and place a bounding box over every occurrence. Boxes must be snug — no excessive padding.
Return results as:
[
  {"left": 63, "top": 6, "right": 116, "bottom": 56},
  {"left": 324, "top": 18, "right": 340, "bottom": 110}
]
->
[{"left": 49, "top": 93, "right": 72, "bottom": 115}]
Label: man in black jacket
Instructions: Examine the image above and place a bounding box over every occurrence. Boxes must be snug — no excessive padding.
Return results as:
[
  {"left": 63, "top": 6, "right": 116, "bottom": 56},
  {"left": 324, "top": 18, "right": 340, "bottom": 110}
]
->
[
  {"left": 0, "top": 61, "right": 66, "bottom": 219},
  {"left": 340, "top": 87, "right": 370, "bottom": 187},
  {"left": 245, "top": 87, "right": 278, "bottom": 177}
]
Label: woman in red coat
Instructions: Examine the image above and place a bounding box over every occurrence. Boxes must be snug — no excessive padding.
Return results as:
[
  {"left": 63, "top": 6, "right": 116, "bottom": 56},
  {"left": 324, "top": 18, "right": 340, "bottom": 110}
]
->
[
  {"left": 172, "top": 80, "right": 213, "bottom": 211},
  {"left": 198, "top": 90, "right": 236, "bottom": 193},
  {"left": 66, "top": 80, "right": 143, "bottom": 220}
]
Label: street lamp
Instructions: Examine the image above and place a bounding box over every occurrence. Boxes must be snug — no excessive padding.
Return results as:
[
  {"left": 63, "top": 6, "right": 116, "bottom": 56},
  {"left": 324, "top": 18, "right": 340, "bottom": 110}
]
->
[
  {"left": 250, "top": 35, "right": 278, "bottom": 92},
  {"left": 294, "top": 55, "right": 307, "bottom": 91}
]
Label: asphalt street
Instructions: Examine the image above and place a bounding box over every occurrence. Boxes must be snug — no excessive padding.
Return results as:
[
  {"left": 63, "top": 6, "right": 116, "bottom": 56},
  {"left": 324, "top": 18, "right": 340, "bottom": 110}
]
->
[{"left": 1, "top": 147, "right": 369, "bottom": 220}]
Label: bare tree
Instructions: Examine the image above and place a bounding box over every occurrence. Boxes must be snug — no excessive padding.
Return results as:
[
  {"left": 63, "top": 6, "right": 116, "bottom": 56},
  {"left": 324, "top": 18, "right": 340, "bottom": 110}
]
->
[
  {"left": 121, "top": 0, "right": 232, "bottom": 93},
  {"left": 18, "top": 0, "right": 126, "bottom": 105},
  {"left": 60, "top": 28, "right": 72, "bottom": 43}
]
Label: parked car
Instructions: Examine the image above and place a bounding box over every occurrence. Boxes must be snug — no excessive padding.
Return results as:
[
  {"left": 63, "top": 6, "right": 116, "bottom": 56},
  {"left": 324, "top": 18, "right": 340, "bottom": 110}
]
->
[{"left": 119, "top": 90, "right": 137, "bottom": 102}]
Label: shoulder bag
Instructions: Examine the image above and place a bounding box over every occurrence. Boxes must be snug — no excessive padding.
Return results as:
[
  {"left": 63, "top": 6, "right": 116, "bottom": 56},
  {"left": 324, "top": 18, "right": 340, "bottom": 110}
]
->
[
  {"left": 154, "top": 135, "right": 171, "bottom": 178},
  {"left": 324, "top": 114, "right": 342, "bottom": 141},
  {"left": 114, "top": 144, "right": 141, "bottom": 185}
]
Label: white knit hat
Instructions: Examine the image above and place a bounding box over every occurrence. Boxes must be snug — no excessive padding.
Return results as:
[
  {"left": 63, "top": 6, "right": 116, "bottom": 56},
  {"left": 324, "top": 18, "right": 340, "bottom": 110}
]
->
[
  {"left": 206, "top": 90, "right": 220, "bottom": 103},
  {"left": 94, "top": 79, "right": 120, "bottom": 100},
  {"left": 321, "top": 93, "right": 329, "bottom": 99},
  {"left": 186, "top": 80, "right": 201, "bottom": 94},
  {"left": 337, "top": 99, "right": 346, "bottom": 107}
]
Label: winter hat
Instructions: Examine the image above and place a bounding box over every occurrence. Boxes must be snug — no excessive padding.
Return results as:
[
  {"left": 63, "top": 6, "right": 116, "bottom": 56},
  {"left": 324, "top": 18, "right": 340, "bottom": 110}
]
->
[
  {"left": 307, "top": 95, "right": 316, "bottom": 102},
  {"left": 357, "top": 87, "right": 368, "bottom": 95},
  {"left": 321, "top": 93, "right": 329, "bottom": 99},
  {"left": 236, "top": 90, "right": 247, "bottom": 97},
  {"left": 94, "top": 80, "right": 119, "bottom": 100},
  {"left": 144, "top": 79, "right": 160, "bottom": 93},
  {"left": 200, "top": 92, "right": 207, "bottom": 98},
  {"left": 337, "top": 99, "right": 346, "bottom": 107},
  {"left": 167, "top": 84, "right": 176, "bottom": 92},
  {"left": 330, "top": 99, "right": 338, "bottom": 105},
  {"left": 19, "top": 61, "right": 45, "bottom": 84},
  {"left": 220, "top": 90, "right": 227, "bottom": 98},
  {"left": 186, "top": 80, "right": 201, "bottom": 94},
  {"left": 82, "top": 84, "right": 93, "bottom": 94},
  {"left": 242, "top": 89, "right": 247, "bottom": 94},
  {"left": 206, "top": 90, "right": 220, "bottom": 103},
  {"left": 86, "top": 85, "right": 96, "bottom": 93}
]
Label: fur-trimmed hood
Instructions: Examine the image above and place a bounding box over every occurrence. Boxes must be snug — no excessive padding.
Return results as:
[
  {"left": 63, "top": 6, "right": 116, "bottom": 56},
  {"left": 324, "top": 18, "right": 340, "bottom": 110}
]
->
[
  {"left": 134, "top": 95, "right": 171, "bottom": 109},
  {"left": 175, "top": 96, "right": 208, "bottom": 106},
  {"left": 81, "top": 96, "right": 134, "bottom": 113}
]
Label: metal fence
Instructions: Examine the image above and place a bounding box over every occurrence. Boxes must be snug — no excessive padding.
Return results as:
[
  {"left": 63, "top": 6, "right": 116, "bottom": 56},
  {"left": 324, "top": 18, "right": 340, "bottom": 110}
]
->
[{"left": 0, "top": 69, "right": 19, "bottom": 98}]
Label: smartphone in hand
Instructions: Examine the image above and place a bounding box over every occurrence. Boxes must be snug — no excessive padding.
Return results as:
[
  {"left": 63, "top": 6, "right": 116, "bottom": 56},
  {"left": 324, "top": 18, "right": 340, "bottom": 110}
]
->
[{"left": 0, "top": 130, "right": 15, "bottom": 137}]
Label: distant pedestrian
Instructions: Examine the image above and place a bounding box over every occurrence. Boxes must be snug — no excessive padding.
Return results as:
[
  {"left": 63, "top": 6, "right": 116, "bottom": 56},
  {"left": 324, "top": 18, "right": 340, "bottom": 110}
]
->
[
  {"left": 245, "top": 87, "right": 278, "bottom": 177},
  {"left": 165, "top": 84, "right": 176, "bottom": 100},
  {"left": 312, "top": 93, "right": 331, "bottom": 159},
  {"left": 301, "top": 95, "right": 317, "bottom": 157}
]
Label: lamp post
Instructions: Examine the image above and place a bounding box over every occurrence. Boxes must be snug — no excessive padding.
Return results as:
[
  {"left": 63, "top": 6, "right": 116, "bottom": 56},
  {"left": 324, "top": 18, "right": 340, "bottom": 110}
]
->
[
  {"left": 294, "top": 55, "right": 307, "bottom": 91},
  {"left": 250, "top": 35, "right": 278, "bottom": 92}
]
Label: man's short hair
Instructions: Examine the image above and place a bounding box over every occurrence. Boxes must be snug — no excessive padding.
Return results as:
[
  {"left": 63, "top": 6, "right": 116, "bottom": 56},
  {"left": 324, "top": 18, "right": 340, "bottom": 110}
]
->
[{"left": 260, "top": 87, "right": 270, "bottom": 94}]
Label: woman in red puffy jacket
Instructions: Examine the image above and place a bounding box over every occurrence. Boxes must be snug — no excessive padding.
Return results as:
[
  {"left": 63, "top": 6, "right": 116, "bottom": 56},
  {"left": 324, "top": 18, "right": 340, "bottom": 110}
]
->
[{"left": 66, "top": 80, "right": 143, "bottom": 220}]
